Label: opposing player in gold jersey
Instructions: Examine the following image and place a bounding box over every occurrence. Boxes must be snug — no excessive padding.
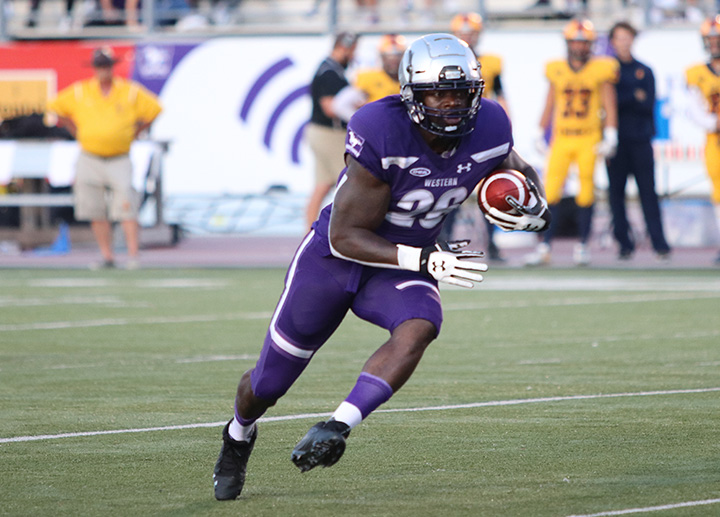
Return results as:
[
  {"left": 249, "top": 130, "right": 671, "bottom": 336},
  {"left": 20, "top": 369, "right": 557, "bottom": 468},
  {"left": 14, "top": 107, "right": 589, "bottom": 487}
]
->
[
  {"left": 527, "top": 19, "right": 618, "bottom": 266},
  {"left": 331, "top": 34, "right": 406, "bottom": 122},
  {"left": 685, "top": 16, "right": 720, "bottom": 264},
  {"left": 356, "top": 34, "right": 406, "bottom": 102},
  {"left": 447, "top": 12, "right": 508, "bottom": 261},
  {"left": 451, "top": 12, "right": 508, "bottom": 113}
]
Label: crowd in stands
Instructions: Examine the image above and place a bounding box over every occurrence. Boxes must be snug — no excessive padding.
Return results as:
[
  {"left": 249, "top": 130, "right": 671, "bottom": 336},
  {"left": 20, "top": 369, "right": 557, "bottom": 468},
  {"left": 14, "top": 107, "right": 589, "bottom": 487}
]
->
[{"left": 4, "top": 1, "right": 719, "bottom": 34}]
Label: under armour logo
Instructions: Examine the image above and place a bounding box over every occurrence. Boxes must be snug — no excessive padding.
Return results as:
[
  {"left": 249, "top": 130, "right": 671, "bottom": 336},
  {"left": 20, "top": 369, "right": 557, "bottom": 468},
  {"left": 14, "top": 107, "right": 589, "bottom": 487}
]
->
[
  {"left": 431, "top": 260, "right": 446, "bottom": 272},
  {"left": 456, "top": 162, "right": 472, "bottom": 174}
]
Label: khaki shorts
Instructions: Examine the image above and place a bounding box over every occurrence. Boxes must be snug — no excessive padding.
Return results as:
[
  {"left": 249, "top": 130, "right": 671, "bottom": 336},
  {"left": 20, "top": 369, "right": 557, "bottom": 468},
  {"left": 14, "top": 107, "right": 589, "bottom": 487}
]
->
[
  {"left": 74, "top": 152, "right": 138, "bottom": 221},
  {"left": 305, "top": 123, "right": 347, "bottom": 186}
]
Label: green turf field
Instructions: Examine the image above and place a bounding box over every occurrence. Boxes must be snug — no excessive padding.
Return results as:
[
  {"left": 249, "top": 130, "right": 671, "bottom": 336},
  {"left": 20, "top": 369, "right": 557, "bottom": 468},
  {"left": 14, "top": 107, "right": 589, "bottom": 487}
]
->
[{"left": 1, "top": 268, "right": 718, "bottom": 517}]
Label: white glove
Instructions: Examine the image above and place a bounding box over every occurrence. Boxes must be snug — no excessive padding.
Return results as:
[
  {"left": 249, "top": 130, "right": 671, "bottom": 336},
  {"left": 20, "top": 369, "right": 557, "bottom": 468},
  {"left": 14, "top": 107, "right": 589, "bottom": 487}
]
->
[
  {"left": 483, "top": 177, "right": 551, "bottom": 232},
  {"left": 397, "top": 240, "right": 488, "bottom": 289},
  {"left": 596, "top": 127, "right": 618, "bottom": 158},
  {"left": 534, "top": 127, "right": 548, "bottom": 155}
]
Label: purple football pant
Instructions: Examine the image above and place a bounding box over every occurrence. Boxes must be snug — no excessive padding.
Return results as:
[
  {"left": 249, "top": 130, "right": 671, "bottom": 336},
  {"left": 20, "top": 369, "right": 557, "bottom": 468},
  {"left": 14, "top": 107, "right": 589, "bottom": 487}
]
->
[{"left": 250, "top": 231, "right": 443, "bottom": 401}]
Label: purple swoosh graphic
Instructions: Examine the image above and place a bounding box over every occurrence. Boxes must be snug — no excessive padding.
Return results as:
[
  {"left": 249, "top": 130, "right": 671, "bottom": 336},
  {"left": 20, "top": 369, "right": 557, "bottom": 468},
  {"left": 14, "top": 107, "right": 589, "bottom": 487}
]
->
[
  {"left": 291, "top": 121, "right": 309, "bottom": 164},
  {"left": 240, "top": 58, "right": 294, "bottom": 121},
  {"left": 263, "top": 85, "right": 310, "bottom": 150}
]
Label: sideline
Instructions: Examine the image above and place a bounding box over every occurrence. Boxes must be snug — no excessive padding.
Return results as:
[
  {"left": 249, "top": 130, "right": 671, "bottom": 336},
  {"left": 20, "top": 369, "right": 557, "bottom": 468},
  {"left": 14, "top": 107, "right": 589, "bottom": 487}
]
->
[
  {"left": 2, "top": 386, "right": 718, "bottom": 444},
  {"left": 567, "top": 498, "right": 720, "bottom": 516}
]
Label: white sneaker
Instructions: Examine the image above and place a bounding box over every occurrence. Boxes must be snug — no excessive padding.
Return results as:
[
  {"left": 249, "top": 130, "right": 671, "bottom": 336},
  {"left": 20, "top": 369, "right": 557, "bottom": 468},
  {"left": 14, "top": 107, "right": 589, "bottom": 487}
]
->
[
  {"left": 524, "top": 243, "right": 551, "bottom": 266},
  {"left": 89, "top": 259, "right": 115, "bottom": 271},
  {"left": 125, "top": 258, "right": 141, "bottom": 270},
  {"left": 573, "top": 243, "right": 591, "bottom": 266}
]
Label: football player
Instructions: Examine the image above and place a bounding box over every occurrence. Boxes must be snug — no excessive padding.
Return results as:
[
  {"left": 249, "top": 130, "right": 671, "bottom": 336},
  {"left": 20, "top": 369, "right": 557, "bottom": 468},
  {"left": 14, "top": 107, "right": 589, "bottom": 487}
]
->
[
  {"left": 449, "top": 12, "right": 509, "bottom": 262},
  {"left": 332, "top": 34, "right": 407, "bottom": 122},
  {"left": 357, "top": 34, "right": 407, "bottom": 102},
  {"left": 527, "top": 18, "right": 618, "bottom": 266},
  {"left": 213, "top": 34, "right": 550, "bottom": 501},
  {"left": 451, "top": 12, "right": 508, "bottom": 113},
  {"left": 686, "top": 16, "right": 720, "bottom": 264}
]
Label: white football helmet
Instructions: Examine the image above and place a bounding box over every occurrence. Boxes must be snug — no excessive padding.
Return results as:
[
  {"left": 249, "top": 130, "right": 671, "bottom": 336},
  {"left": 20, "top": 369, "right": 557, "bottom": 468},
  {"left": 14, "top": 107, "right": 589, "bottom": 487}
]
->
[{"left": 398, "top": 33, "right": 484, "bottom": 137}]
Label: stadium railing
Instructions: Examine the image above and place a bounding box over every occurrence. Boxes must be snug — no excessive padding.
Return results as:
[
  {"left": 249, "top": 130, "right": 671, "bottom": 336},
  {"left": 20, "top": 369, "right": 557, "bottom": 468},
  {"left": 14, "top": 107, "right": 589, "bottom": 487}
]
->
[{"left": 0, "top": 0, "right": 713, "bottom": 42}]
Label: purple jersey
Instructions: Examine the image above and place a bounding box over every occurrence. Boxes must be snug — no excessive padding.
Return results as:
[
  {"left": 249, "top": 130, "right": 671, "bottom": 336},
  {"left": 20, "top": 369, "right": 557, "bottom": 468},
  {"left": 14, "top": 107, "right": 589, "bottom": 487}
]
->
[
  {"left": 314, "top": 94, "right": 513, "bottom": 248},
  {"left": 249, "top": 97, "right": 517, "bottom": 401}
]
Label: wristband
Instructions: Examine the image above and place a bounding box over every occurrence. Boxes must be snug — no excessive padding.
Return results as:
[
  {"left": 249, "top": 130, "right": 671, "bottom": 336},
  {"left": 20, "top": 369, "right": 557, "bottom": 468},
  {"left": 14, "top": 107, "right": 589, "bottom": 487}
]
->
[
  {"left": 396, "top": 244, "right": 422, "bottom": 271},
  {"left": 603, "top": 126, "right": 618, "bottom": 143}
]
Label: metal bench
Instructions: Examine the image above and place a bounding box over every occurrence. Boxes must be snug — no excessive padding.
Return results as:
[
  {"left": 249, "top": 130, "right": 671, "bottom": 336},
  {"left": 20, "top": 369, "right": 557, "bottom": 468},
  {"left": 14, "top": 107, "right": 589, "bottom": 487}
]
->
[{"left": 0, "top": 193, "right": 74, "bottom": 207}]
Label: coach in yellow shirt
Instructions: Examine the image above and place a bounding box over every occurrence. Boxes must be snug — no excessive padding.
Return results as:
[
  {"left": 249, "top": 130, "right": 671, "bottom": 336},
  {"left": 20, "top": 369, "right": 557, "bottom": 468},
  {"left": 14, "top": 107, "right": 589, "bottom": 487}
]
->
[
  {"left": 527, "top": 19, "right": 618, "bottom": 267},
  {"left": 48, "top": 47, "right": 162, "bottom": 269}
]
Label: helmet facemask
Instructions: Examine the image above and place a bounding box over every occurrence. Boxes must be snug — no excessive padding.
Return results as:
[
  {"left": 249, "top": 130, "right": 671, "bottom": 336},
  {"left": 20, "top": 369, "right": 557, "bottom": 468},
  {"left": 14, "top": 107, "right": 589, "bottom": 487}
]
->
[
  {"left": 567, "top": 40, "right": 593, "bottom": 64},
  {"left": 399, "top": 34, "right": 484, "bottom": 137},
  {"left": 704, "top": 35, "right": 720, "bottom": 59},
  {"left": 701, "top": 16, "right": 720, "bottom": 59}
]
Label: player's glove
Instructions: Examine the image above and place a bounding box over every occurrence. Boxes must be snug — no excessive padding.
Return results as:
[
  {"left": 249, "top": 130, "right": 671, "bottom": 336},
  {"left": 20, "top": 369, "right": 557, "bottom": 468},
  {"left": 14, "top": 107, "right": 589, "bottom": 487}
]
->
[
  {"left": 595, "top": 127, "right": 618, "bottom": 158},
  {"left": 483, "top": 177, "right": 551, "bottom": 232},
  {"left": 534, "top": 127, "right": 549, "bottom": 155},
  {"left": 397, "top": 240, "right": 488, "bottom": 289}
]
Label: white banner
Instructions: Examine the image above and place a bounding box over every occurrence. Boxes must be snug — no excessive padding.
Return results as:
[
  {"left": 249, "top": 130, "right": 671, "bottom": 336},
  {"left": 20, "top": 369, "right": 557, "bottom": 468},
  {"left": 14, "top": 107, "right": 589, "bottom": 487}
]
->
[{"left": 149, "top": 30, "right": 711, "bottom": 199}]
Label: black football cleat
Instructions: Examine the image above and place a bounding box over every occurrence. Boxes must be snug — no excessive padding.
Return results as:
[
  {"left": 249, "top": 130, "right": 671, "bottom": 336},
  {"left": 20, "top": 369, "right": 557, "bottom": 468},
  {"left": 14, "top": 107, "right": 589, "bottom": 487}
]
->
[
  {"left": 291, "top": 420, "right": 351, "bottom": 473},
  {"left": 213, "top": 420, "right": 257, "bottom": 500}
]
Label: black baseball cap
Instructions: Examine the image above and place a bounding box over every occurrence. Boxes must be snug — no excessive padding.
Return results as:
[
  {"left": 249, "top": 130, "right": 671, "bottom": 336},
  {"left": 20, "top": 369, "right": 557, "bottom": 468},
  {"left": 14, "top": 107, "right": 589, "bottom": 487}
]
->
[
  {"left": 334, "top": 32, "right": 359, "bottom": 49},
  {"left": 91, "top": 47, "right": 118, "bottom": 68}
]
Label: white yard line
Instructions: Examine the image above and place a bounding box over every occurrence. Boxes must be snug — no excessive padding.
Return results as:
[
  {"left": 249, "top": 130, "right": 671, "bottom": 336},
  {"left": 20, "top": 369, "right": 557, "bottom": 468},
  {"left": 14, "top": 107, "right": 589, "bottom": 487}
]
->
[
  {"left": 2, "top": 291, "right": 718, "bottom": 332},
  {"left": 14, "top": 325, "right": 716, "bottom": 371},
  {"left": 174, "top": 354, "right": 256, "bottom": 363},
  {"left": 40, "top": 354, "right": 258, "bottom": 370},
  {"left": 486, "top": 328, "right": 720, "bottom": 350},
  {"left": 443, "top": 292, "right": 720, "bottom": 312},
  {"left": 481, "top": 277, "right": 720, "bottom": 292},
  {"left": 1, "top": 386, "right": 717, "bottom": 444},
  {"left": 0, "top": 296, "right": 146, "bottom": 308},
  {"left": 0, "top": 312, "right": 272, "bottom": 332},
  {"left": 567, "top": 498, "right": 720, "bottom": 516},
  {"left": 17, "top": 274, "right": 718, "bottom": 292},
  {"left": 25, "top": 278, "right": 226, "bottom": 289}
]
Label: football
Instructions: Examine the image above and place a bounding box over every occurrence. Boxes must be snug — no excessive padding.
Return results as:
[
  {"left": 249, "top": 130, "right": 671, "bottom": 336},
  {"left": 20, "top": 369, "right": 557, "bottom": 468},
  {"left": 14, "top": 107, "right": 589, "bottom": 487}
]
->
[{"left": 477, "top": 169, "right": 533, "bottom": 216}]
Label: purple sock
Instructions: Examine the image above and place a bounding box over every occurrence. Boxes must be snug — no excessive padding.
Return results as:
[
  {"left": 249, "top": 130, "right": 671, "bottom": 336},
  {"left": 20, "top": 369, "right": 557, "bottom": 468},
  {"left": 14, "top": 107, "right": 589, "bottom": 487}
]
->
[
  {"left": 344, "top": 372, "right": 394, "bottom": 419},
  {"left": 234, "top": 405, "right": 258, "bottom": 427},
  {"left": 228, "top": 403, "right": 259, "bottom": 442}
]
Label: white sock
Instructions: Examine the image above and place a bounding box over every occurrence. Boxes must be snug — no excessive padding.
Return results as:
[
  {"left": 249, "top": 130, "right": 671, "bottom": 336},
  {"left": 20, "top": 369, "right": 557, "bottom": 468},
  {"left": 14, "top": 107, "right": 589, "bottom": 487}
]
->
[
  {"left": 331, "top": 401, "right": 363, "bottom": 429},
  {"left": 228, "top": 417, "right": 256, "bottom": 442},
  {"left": 714, "top": 204, "right": 720, "bottom": 230}
]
